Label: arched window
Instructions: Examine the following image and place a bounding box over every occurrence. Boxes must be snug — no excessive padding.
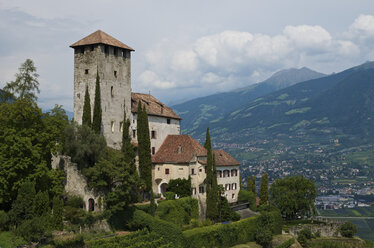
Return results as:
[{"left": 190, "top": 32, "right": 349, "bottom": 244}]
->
[{"left": 88, "top": 198, "right": 95, "bottom": 212}]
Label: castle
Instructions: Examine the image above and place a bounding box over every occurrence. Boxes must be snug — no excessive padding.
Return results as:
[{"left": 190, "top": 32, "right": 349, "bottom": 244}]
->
[{"left": 67, "top": 30, "right": 240, "bottom": 212}]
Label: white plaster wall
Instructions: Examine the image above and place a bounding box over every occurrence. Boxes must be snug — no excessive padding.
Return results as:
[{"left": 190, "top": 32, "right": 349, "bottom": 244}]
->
[
  {"left": 216, "top": 165, "right": 240, "bottom": 203},
  {"left": 152, "top": 163, "right": 189, "bottom": 194}
]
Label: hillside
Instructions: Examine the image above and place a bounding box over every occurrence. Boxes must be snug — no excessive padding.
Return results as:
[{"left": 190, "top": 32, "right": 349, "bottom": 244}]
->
[{"left": 172, "top": 67, "right": 325, "bottom": 135}]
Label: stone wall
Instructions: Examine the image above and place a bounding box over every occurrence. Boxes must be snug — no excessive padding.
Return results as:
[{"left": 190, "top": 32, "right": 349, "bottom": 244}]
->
[
  {"left": 287, "top": 220, "right": 344, "bottom": 237},
  {"left": 52, "top": 155, "right": 104, "bottom": 212}
]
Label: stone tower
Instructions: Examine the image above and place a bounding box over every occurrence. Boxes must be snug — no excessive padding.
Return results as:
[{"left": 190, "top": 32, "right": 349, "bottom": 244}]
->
[{"left": 70, "top": 30, "right": 134, "bottom": 148}]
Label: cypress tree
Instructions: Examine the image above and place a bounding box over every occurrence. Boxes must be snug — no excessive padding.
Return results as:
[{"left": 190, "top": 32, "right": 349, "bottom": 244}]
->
[
  {"left": 204, "top": 128, "right": 219, "bottom": 221},
  {"left": 259, "top": 173, "right": 268, "bottom": 205},
  {"left": 52, "top": 196, "right": 63, "bottom": 230},
  {"left": 247, "top": 176, "right": 253, "bottom": 192},
  {"left": 92, "top": 71, "right": 102, "bottom": 134},
  {"left": 252, "top": 175, "right": 257, "bottom": 196},
  {"left": 82, "top": 85, "right": 91, "bottom": 127},
  {"left": 137, "top": 102, "right": 152, "bottom": 193}
]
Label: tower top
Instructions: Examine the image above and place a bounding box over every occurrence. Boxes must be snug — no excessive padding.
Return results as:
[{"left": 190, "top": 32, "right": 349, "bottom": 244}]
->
[{"left": 70, "top": 30, "right": 135, "bottom": 51}]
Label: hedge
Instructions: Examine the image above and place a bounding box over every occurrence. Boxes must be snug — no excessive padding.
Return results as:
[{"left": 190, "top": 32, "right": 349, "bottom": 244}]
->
[
  {"left": 127, "top": 209, "right": 184, "bottom": 247},
  {"left": 156, "top": 197, "right": 199, "bottom": 226},
  {"left": 87, "top": 229, "right": 173, "bottom": 248},
  {"left": 275, "top": 238, "right": 295, "bottom": 248},
  {"left": 183, "top": 211, "right": 282, "bottom": 248}
]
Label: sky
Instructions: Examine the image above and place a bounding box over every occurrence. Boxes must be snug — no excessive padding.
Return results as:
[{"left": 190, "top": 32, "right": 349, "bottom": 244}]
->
[{"left": 1, "top": 1, "right": 374, "bottom": 111}]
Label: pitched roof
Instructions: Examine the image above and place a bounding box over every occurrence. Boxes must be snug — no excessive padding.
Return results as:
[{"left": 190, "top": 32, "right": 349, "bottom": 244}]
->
[
  {"left": 131, "top": 93, "right": 181, "bottom": 120},
  {"left": 70, "top": 30, "right": 135, "bottom": 51},
  {"left": 213, "top": 150, "right": 240, "bottom": 167},
  {"left": 152, "top": 135, "right": 206, "bottom": 164}
]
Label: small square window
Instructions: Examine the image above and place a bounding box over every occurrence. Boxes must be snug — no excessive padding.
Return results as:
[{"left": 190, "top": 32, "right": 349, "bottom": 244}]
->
[
  {"left": 191, "top": 169, "right": 195, "bottom": 175},
  {"left": 167, "top": 118, "right": 171, "bottom": 124},
  {"left": 151, "top": 130, "right": 156, "bottom": 139},
  {"left": 85, "top": 69, "right": 89, "bottom": 74},
  {"left": 165, "top": 168, "right": 169, "bottom": 175},
  {"left": 199, "top": 186, "right": 205, "bottom": 194}
]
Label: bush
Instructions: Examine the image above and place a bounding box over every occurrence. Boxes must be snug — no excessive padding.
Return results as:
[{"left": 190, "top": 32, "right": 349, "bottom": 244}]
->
[
  {"left": 66, "top": 195, "right": 84, "bottom": 208},
  {"left": 219, "top": 196, "right": 241, "bottom": 222},
  {"left": 156, "top": 197, "right": 198, "bottom": 226},
  {"left": 0, "top": 210, "right": 9, "bottom": 231},
  {"left": 127, "top": 209, "right": 184, "bottom": 247},
  {"left": 257, "top": 211, "right": 283, "bottom": 235},
  {"left": 53, "top": 235, "right": 84, "bottom": 248},
  {"left": 238, "top": 190, "right": 257, "bottom": 210},
  {"left": 275, "top": 238, "right": 295, "bottom": 248},
  {"left": 339, "top": 222, "right": 357, "bottom": 238},
  {"left": 183, "top": 216, "right": 258, "bottom": 248},
  {"left": 255, "top": 228, "right": 273, "bottom": 248},
  {"left": 16, "top": 216, "right": 49, "bottom": 242},
  {"left": 298, "top": 228, "right": 313, "bottom": 239},
  {"left": 167, "top": 178, "right": 191, "bottom": 198},
  {"left": 164, "top": 192, "right": 175, "bottom": 200}
]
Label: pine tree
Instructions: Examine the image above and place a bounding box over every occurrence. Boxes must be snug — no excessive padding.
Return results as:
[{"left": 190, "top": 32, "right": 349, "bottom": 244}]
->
[
  {"left": 137, "top": 102, "right": 152, "bottom": 194},
  {"left": 82, "top": 85, "right": 91, "bottom": 127},
  {"left": 252, "top": 175, "right": 257, "bottom": 196},
  {"left": 204, "top": 128, "right": 219, "bottom": 221},
  {"left": 259, "top": 173, "right": 268, "bottom": 205},
  {"left": 92, "top": 71, "right": 102, "bottom": 134},
  {"left": 32, "top": 191, "right": 50, "bottom": 217}
]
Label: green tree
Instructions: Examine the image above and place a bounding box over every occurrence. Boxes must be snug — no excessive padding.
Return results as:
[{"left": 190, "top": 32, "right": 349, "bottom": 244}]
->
[
  {"left": 270, "top": 176, "right": 317, "bottom": 220},
  {"left": 82, "top": 85, "right": 91, "bottom": 127},
  {"left": 259, "top": 173, "right": 268, "bottom": 206},
  {"left": 204, "top": 128, "right": 219, "bottom": 221},
  {"left": 52, "top": 196, "right": 64, "bottom": 230},
  {"left": 251, "top": 176, "right": 256, "bottom": 196},
  {"left": 8, "top": 181, "right": 36, "bottom": 226},
  {"left": 167, "top": 178, "right": 191, "bottom": 197},
  {"left": 33, "top": 191, "right": 50, "bottom": 217},
  {"left": 149, "top": 192, "right": 156, "bottom": 216},
  {"left": 4, "top": 59, "right": 40, "bottom": 101},
  {"left": 137, "top": 102, "right": 152, "bottom": 193},
  {"left": 247, "top": 176, "right": 253, "bottom": 192},
  {"left": 92, "top": 71, "right": 102, "bottom": 134},
  {"left": 339, "top": 222, "right": 357, "bottom": 238}
]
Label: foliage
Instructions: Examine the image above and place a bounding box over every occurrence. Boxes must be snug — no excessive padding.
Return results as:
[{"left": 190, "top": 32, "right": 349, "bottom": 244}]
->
[
  {"left": 299, "top": 227, "right": 313, "bottom": 239},
  {"left": 204, "top": 127, "right": 219, "bottom": 221},
  {"left": 339, "top": 222, "right": 358, "bottom": 238},
  {"left": 8, "top": 181, "right": 36, "bottom": 226},
  {"left": 256, "top": 211, "right": 283, "bottom": 235},
  {"left": 259, "top": 173, "right": 269, "bottom": 205},
  {"left": 0, "top": 231, "right": 26, "bottom": 248},
  {"left": 238, "top": 189, "right": 257, "bottom": 210},
  {"left": 137, "top": 102, "right": 153, "bottom": 193},
  {"left": 87, "top": 228, "right": 173, "bottom": 248},
  {"left": 66, "top": 195, "right": 84, "bottom": 208},
  {"left": 63, "top": 123, "right": 107, "bottom": 170},
  {"left": 33, "top": 191, "right": 50, "bottom": 217},
  {"left": 167, "top": 178, "right": 191, "bottom": 197},
  {"left": 92, "top": 71, "right": 102, "bottom": 134},
  {"left": 219, "top": 196, "right": 241, "bottom": 222},
  {"left": 82, "top": 85, "right": 91, "bottom": 127},
  {"left": 0, "top": 100, "right": 66, "bottom": 210},
  {"left": 0, "top": 210, "right": 9, "bottom": 231},
  {"left": 149, "top": 192, "right": 156, "bottom": 216},
  {"left": 127, "top": 209, "right": 184, "bottom": 247},
  {"left": 247, "top": 176, "right": 257, "bottom": 196},
  {"left": 164, "top": 192, "right": 175, "bottom": 200},
  {"left": 16, "top": 216, "right": 49, "bottom": 242},
  {"left": 53, "top": 234, "right": 84, "bottom": 248},
  {"left": 270, "top": 176, "right": 317, "bottom": 220},
  {"left": 52, "top": 196, "right": 64, "bottom": 230},
  {"left": 255, "top": 228, "right": 272, "bottom": 248},
  {"left": 275, "top": 238, "right": 295, "bottom": 248},
  {"left": 156, "top": 197, "right": 198, "bottom": 226},
  {"left": 3, "top": 59, "right": 40, "bottom": 101}
]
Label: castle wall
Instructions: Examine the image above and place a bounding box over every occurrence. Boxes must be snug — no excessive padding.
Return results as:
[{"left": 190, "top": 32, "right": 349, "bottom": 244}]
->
[
  {"left": 217, "top": 165, "right": 240, "bottom": 203},
  {"left": 73, "top": 45, "right": 132, "bottom": 149}
]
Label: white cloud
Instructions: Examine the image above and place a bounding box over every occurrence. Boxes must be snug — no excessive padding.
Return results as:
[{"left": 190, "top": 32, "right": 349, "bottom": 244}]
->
[{"left": 350, "top": 14, "right": 374, "bottom": 34}]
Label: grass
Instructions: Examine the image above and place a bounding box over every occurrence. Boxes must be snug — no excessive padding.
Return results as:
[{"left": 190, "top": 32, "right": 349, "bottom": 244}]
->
[{"left": 0, "top": 231, "right": 27, "bottom": 248}]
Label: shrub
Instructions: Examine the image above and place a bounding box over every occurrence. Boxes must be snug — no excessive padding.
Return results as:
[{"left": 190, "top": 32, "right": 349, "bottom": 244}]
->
[
  {"left": 127, "top": 209, "right": 184, "bottom": 247},
  {"left": 297, "top": 233, "right": 308, "bottom": 248},
  {"left": 16, "top": 216, "right": 49, "bottom": 242},
  {"left": 0, "top": 210, "right": 9, "bottom": 231},
  {"left": 164, "top": 192, "right": 175, "bottom": 200},
  {"left": 53, "top": 235, "right": 84, "bottom": 248},
  {"left": 298, "top": 228, "right": 313, "bottom": 239},
  {"left": 255, "top": 228, "right": 272, "bottom": 248},
  {"left": 219, "top": 196, "right": 241, "bottom": 222},
  {"left": 275, "top": 238, "right": 295, "bottom": 248},
  {"left": 257, "top": 211, "right": 283, "bottom": 235},
  {"left": 157, "top": 197, "right": 198, "bottom": 226},
  {"left": 339, "top": 222, "right": 357, "bottom": 238},
  {"left": 238, "top": 189, "right": 257, "bottom": 210},
  {"left": 66, "top": 195, "right": 84, "bottom": 208},
  {"left": 167, "top": 178, "right": 191, "bottom": 198}
]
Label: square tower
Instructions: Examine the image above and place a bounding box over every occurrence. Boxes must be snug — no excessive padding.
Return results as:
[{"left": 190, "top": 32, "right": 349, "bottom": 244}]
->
[{"left": 70, "top": 30, "right": 134, "bottom": 148}]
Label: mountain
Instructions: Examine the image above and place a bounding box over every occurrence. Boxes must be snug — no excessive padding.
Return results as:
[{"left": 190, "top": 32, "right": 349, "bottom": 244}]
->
[{"left": 172, "top": 67, "right": 325, "bottom": 136}]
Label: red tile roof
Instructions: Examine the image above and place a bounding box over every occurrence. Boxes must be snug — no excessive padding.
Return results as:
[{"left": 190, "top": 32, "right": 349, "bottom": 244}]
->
[
  {"left": 70, "top": 30, "right": 135, "bottom": 51},
  {"left": 152, "top": 135, "right": 206, "bottom": 164},
  {"left": 213, "top": 150, "right": 240, "bottom": 167},
  {"left": 131, "top": 93, "right": 181, "bottom": 120}
]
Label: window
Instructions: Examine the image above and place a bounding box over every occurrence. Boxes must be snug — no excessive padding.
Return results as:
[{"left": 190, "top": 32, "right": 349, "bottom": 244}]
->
[
  {"left": 204, "top": 167, "right": 207, "bottom": 173},
  {"left": 151, "top": 130, "right": 156, "bottom": 139},
  {"left": 218, "top": 171, "right": 222, "bottom": 178},
  {"left": 113, "top": 47, "right": 118, "bottom": 56},
  {"left": 225, "top": 184, "right": 231, "bottom": 191},
  {"left": 232, "top": 183, "right": 237, "bottom": 190},
  {"left": 165, "top": 168, "right": 169, "bottom": 175},
  {"left": 111, "top": 86, "right": 114, "bottom": 97},
  {"left": 133, "top": 130, "right": 136, "bottom": 138},
  {"left": 167, "top": 118, "right": 171, "bottom": 124},
  {"left": 114, "top": 71, "right": 117, "bottom": 78},
  {"left": 232, "top": 194, "right": 235, "bottom": 199},
  {"left": 199, "top": 186, "right": 205, "bottom": 194},
  {"left": 225, "top": 170, "right": 230, "bottom": 177},
  {"left": 119, "top": 122, "right": 123, "bottom": 132},
  {"left": 104, "top": 45, "right": 109, "bottom": 54},
  {"left": 152, "top": 147, "right": 155, "bottom": 155},
  {"left": 88, "top": 198, "right": 95, "bottom": 211},
  {"left": 90, "top": 45, "right": 94, "bottom": 51},
  {"left": 192, "top": 188, "right": 196, "bottom": 195},
  {"left": 111, "top": 121, "right": 115, "bottom": 133},
  {"left": 199, "top": 168, "right": 202, "bottom": 172},
  {"left": 80, "top": 47, "right": 85, "bottom": 53},
  {"left": 85, "top": 69, "right": 89, "bottom": 74},
  {"left": 191, "top": 168, "right": 195, "bottom": 175}
]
